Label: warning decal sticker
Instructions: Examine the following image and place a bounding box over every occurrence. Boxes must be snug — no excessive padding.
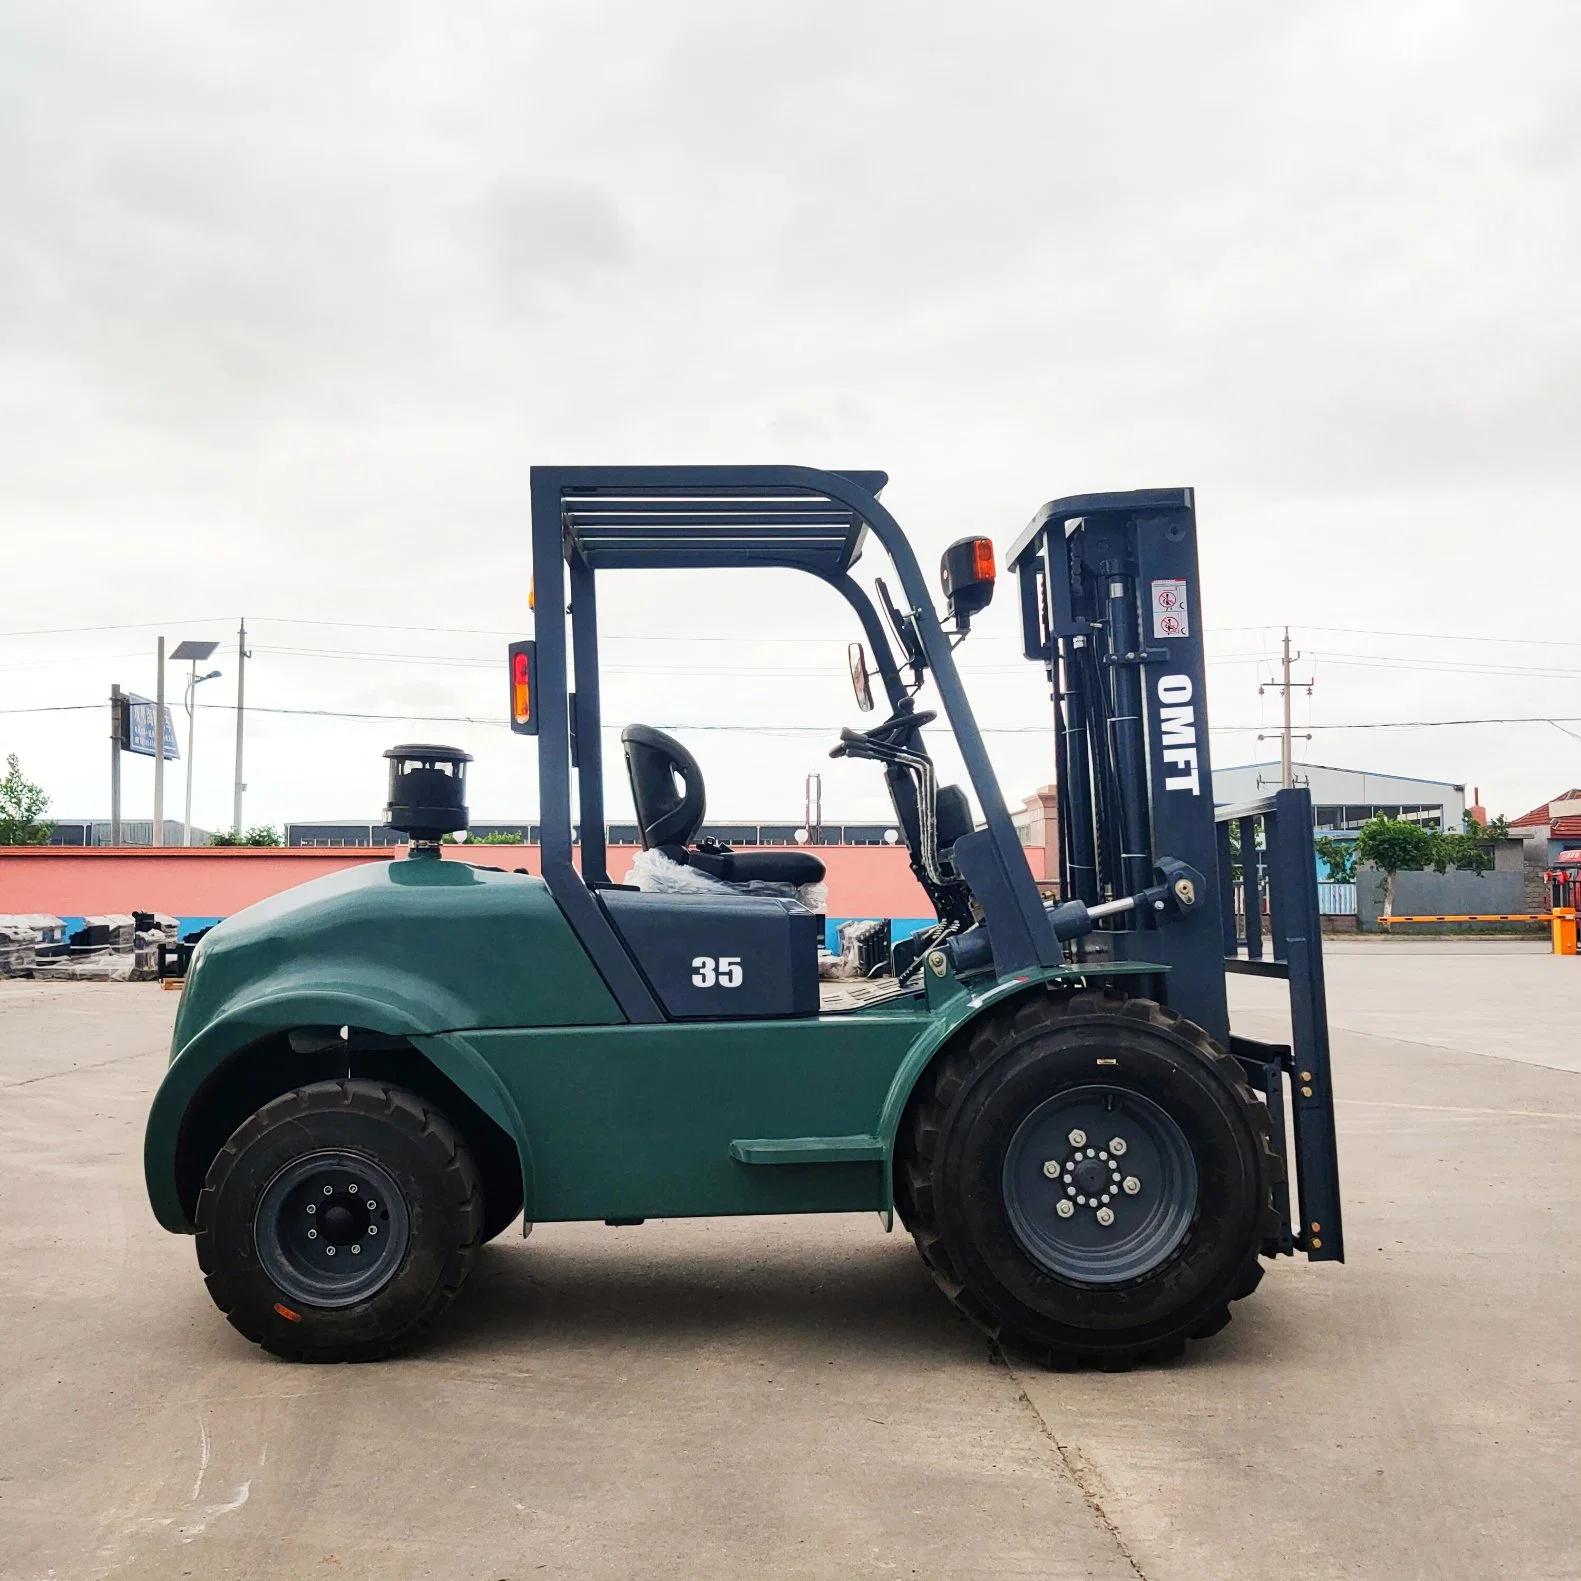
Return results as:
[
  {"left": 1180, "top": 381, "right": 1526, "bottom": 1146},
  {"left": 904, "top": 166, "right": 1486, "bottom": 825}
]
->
[{"left": 1151, "top": 579, "right": 1189, "bottom": 639}]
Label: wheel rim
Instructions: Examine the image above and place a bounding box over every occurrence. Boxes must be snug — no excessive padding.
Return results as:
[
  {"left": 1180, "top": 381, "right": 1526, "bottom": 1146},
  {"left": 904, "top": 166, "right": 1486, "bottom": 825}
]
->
[
  {"left": 253, "top": 1151, "right": 411, "bottom": 1310},
  {"left": 1001, "top": 1084, "right": 1199, "bottom": 1285}
]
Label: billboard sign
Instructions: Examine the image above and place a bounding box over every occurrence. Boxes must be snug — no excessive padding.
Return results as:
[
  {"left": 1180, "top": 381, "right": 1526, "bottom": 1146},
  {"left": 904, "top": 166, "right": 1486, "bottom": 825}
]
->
[{"left": 121, "top": 694, "right": 179, "bottom": 760}]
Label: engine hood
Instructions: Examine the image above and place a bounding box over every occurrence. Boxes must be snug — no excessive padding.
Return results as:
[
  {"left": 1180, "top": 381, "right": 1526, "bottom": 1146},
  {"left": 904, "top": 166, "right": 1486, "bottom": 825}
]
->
[{"left": 171, "top": 855, "right": 621, "bottom": 1060}]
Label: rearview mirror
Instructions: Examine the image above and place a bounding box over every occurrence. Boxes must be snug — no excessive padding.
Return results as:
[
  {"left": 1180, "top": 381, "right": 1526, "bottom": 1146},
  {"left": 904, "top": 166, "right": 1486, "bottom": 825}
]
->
[
  {"left": 940, "top": 536, "right": 996, "bottom": 634},
  {"left": 847, "top": 642, "right": 875, "bottom": 713}
]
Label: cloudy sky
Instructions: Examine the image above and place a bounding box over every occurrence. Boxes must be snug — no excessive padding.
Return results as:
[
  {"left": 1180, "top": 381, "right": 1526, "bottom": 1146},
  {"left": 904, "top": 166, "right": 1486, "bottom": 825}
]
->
[{"left": 3, "top": 0, "right": 1579, "bottom": 838}]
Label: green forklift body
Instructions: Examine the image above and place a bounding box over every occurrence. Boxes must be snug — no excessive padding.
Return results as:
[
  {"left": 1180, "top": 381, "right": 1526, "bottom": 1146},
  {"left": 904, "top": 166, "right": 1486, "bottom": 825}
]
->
[
  {"left": 144, "top": 857, "right": 617, "bottom": 1231},
  {"left": 144, "top": 855, "right": 1159, "bottom": 1235}
]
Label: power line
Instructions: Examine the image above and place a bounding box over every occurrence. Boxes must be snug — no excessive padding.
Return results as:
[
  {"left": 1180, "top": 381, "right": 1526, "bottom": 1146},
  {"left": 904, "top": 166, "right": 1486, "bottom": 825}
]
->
[
  {"left": 13, "top": 610, "right": 1581, "bottom": 650},
  {"left": 9, "top": 698, "right": 1581, "bottom": 735},
  {"left": 1301, "top": 623, "right": 1581, "bottom": 649},
  {"left": 1310, "top": 650, "right": 1581, "bottom": 681},
  {"left": 0, "top": 650, "right": 148, "bottom": 674},
  {"left": 0, "top": 618, "right": 231, "bottom": 639}
]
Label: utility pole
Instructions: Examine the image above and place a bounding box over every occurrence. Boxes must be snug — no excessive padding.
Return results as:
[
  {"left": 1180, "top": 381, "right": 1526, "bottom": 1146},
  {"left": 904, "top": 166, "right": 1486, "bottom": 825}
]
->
[
  {"left": 1258, "top": 626, "right": 1312, "bottom": 788},
  {"left": 109, "top": 684, "right": 123, "bottom": 846},
  {"left": 182, "top": 657, "right": 198, "bottom": 847},
  {"left": 232, "top": 618, "right": 249, "bottom": 836},
  {"left": 804, "top": 772, "right": 823, "bottom": 843},
  {"left": 1280, "top": 626, "right": 1295, "bottom": 788},
  {"left": 153, "top": 636, "right": 166, "bottom": 847},
  {"left": 172, "top": 642, "right": 221, "bottom": 847}
]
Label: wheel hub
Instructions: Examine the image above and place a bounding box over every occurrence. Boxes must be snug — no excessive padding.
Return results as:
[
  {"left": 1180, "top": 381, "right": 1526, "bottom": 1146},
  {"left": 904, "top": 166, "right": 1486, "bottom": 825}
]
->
[
  {"left": 254, "top": 1152, "right": 411, "bottom": 1310},
  {"left": 1002, "top": 1085, "right": 1199, "bottom": 1285},
  {"left": 321, "top": 1201, "right": 362, "bottom": 1242}
]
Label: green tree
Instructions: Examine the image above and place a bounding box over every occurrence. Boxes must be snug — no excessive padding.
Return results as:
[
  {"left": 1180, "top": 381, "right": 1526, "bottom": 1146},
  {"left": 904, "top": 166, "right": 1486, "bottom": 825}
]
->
[
  {"left": 1354, "top": 815, "right": 1435, "bottom": 919},
  {"left": 210, "top": 825, "right": 282, "bottom": 847},
  {"left": 0, "top": 754, "right": 52, "bottom": 845},
  {"left": 1313, "top": 834, "right": 1358, "bottom": 883},
  {"left": 473, "top": 831, "right": 525, "bottom": 845},
  {"left": 1429, "top": 812, "right": 1509, "bottom": 877}
]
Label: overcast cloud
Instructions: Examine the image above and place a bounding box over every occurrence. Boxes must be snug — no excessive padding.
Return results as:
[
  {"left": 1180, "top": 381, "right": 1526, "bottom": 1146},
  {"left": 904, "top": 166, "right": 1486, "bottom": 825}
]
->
[{"left": 3, "top": 0, "right": 1579, "bottom": 834}]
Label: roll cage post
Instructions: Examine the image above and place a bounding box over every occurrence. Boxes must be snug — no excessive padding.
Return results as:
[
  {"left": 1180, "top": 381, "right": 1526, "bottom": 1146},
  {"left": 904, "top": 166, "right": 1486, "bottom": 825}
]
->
[{"left": 527, "top": 465, "right": 1061, "bottom": 1022}]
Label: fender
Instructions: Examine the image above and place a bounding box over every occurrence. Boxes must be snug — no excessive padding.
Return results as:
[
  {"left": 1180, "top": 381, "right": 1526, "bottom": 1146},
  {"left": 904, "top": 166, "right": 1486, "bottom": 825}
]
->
[
  {"left": 144, "top": 985, "right": 534, "bottom": 1234},
  {"left": 873, "top": 960, "right": 1166, "bottom": 1225}
]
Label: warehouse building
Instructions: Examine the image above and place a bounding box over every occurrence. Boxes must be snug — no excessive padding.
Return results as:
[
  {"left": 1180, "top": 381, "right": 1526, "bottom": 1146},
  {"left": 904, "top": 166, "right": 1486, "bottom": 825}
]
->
[{"left": 1210, "top": 761, "right": 1465, "bottom": 833}]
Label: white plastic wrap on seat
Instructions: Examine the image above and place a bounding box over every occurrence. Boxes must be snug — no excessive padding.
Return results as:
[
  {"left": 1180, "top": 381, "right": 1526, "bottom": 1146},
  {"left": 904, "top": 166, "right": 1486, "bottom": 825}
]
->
[{"left": 624, "top": 848, "right": 827, "bottom": 911}]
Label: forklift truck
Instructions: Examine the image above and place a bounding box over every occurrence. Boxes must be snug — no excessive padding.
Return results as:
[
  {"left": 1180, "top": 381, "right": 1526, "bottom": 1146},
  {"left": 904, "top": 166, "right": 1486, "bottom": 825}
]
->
[{"left": 144, "top": 466, "right": 1342, "bottom": 1365}]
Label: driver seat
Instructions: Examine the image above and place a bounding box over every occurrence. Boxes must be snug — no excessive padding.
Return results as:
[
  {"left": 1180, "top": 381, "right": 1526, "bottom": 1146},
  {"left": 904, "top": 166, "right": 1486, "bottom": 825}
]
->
[{"left": 621, "top": 724, "right": 827, "bottom": 887}]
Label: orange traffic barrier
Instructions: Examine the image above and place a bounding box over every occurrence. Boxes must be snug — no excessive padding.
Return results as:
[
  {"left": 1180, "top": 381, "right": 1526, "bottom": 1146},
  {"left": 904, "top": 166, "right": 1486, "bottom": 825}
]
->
[
  {"left": 1552, "top": 907, "right": 1577, "bottom": 956},
  {"left": 1379, "top": 914, "right": 1550, "bottom": 924}
]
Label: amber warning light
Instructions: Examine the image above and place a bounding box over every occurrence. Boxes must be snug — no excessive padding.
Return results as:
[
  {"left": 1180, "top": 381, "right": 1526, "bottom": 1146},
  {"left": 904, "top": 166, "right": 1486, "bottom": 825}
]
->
[
  {"left": 508, "top": 640, "right": 538, "bottom": 735},
  {"left": 939, "top": 536, "right": 997, "bottom": 633}
]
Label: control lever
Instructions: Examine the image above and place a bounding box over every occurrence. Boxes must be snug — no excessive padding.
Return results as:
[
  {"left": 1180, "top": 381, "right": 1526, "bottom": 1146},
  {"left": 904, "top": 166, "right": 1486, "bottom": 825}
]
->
[
  {"left": 943, "top": 858, "right": 1206, "bottom": 975},
  {"left": 829, "top": 710, "right": 937, "bottom": 759}
]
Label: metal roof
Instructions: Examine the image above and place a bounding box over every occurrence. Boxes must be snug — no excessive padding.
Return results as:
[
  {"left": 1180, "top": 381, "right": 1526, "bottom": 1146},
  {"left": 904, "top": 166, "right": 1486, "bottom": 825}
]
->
[
  {"left": 555, "top": 470, "right": 888, "bottom": 574},
  {"left": 1213, "top": 760, "right": 1465, "bottom": 792}
]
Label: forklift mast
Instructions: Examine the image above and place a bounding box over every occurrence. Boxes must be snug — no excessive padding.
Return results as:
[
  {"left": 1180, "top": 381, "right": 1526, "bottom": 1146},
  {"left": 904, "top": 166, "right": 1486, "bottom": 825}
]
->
[
  {"left": 1008, "top": 490, "right": 1228, "bottom": 1041},
  {"left": 1011, "top": 490, "right": 1343, "bottom": 1261}
]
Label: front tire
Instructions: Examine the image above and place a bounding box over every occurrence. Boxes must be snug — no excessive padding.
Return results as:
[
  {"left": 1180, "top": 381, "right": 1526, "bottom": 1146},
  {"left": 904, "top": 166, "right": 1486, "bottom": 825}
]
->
[
  {"left": 897, "top": 990, "right": 1281, "bottom": 1368},
  {"left": 195, "top": 1079, "right": 483, "bottom": 1362}
]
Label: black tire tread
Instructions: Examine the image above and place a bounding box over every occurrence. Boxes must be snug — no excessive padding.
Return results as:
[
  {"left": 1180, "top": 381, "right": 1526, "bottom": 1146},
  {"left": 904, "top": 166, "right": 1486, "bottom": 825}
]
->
[
  {"left": 195, "top": 1078, "right": 483, "bottom": 1363},
  {"left": 899, "top": 988, "right": 1283, "bottom": 1371}
]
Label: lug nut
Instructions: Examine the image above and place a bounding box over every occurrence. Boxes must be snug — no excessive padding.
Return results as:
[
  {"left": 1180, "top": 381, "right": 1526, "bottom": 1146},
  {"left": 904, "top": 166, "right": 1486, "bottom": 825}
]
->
[
  {"left": 306, "top": 1204, "right": 316, "bottom": 1215},
  {"left": 367, "top": 1225, "right": 378, "bottom": 1235},
  {"left": 1109, "top": 1137, "right": 1127, "bottom": 1156},
  {"left": 307, "top": 1228, "right": 317, "bottom": 1239},
  {"left": 325, "top": 1245, "right": 336, "bottom": 1256},
  {"left": 1042, "top": 1160, "right": 1061, "bottom": 1178},
  {"left": 348, "top": 1184, "right": 358, "bottom": 1194},
  {"left": 351, "top": 1245, "right": 361, "bottom": 1255},
  {"left": 323, "top": 1185, "right": 333, "bottom": 1196},
  {"left": 1096, "top": 1206, "right": 1115, "bottom": 1227},
  {"left": 1055, "top": 1200, "right": 1075, "bottom": 1219},
  {"left": 1068, "top": 1128, "right": 1087, "bottom": 1148},
  {"left": 1123, "top": 1176, "right": 1141, "bottom": 1195},
  {"left": 366, "top": 1200, "right": 377, "bottom": 1210}
]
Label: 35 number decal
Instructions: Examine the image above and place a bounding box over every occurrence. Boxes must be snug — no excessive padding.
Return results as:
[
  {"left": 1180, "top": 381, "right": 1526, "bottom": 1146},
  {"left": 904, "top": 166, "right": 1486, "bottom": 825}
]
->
[{"left": 691, "top": 956, "right": 743, "bottom": 988}]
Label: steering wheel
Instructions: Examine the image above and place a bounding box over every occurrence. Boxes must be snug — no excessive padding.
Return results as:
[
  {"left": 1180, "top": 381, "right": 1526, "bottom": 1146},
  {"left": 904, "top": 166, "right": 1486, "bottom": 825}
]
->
[{"left": 829, "top": 708, "right": 936, "bottom": 759}]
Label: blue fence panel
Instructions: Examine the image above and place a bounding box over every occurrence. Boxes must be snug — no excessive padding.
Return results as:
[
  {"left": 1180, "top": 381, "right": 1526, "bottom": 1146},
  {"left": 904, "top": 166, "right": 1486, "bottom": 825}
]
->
[{"left": 1317, "top": 882, "right": 1356, "bottom": 916}]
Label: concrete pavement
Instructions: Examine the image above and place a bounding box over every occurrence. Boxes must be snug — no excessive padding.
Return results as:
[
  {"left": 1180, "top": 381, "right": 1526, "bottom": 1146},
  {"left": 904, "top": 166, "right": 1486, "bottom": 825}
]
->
[{"left": 1, "top": 950, "right": 1577, "bottom": 1579}]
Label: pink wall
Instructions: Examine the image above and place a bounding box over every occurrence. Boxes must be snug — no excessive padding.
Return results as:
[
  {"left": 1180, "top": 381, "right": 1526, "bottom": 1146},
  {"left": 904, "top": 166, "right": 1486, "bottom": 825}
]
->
[
  {"left": 0, "top": 847, "right": 391, "bottom": 919},
  {"left": 0, "top": 840, "right": 1045, "bottom": 922},
  {"left": 450, "top": 842, "right": 1050, "bottom": 910}
]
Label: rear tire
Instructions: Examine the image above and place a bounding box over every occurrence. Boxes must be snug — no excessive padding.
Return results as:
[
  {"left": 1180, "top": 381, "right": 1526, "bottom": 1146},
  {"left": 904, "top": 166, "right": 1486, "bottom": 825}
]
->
[
  {"left": 897, "top": 990, "right": 1281, "bottom": 1369},
  {"left": 196, "top": 1079, "right": 483, "bottom": 1362}
]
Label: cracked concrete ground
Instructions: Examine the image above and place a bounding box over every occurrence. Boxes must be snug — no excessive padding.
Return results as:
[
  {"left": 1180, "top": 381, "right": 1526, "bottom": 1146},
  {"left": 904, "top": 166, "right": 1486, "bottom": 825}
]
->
[{"left": 0, "top": 943, "right": 1577, "bottom": 1579}]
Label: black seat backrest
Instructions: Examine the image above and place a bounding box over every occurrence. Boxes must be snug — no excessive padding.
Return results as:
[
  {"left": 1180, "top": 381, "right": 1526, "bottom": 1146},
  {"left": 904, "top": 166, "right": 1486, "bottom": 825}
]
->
[
  {"left": 622, "top": 725, "right": 706, "bottom": 850},
  {"left": 936, "top": 784, "right": 974, "bottom": 849}
]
